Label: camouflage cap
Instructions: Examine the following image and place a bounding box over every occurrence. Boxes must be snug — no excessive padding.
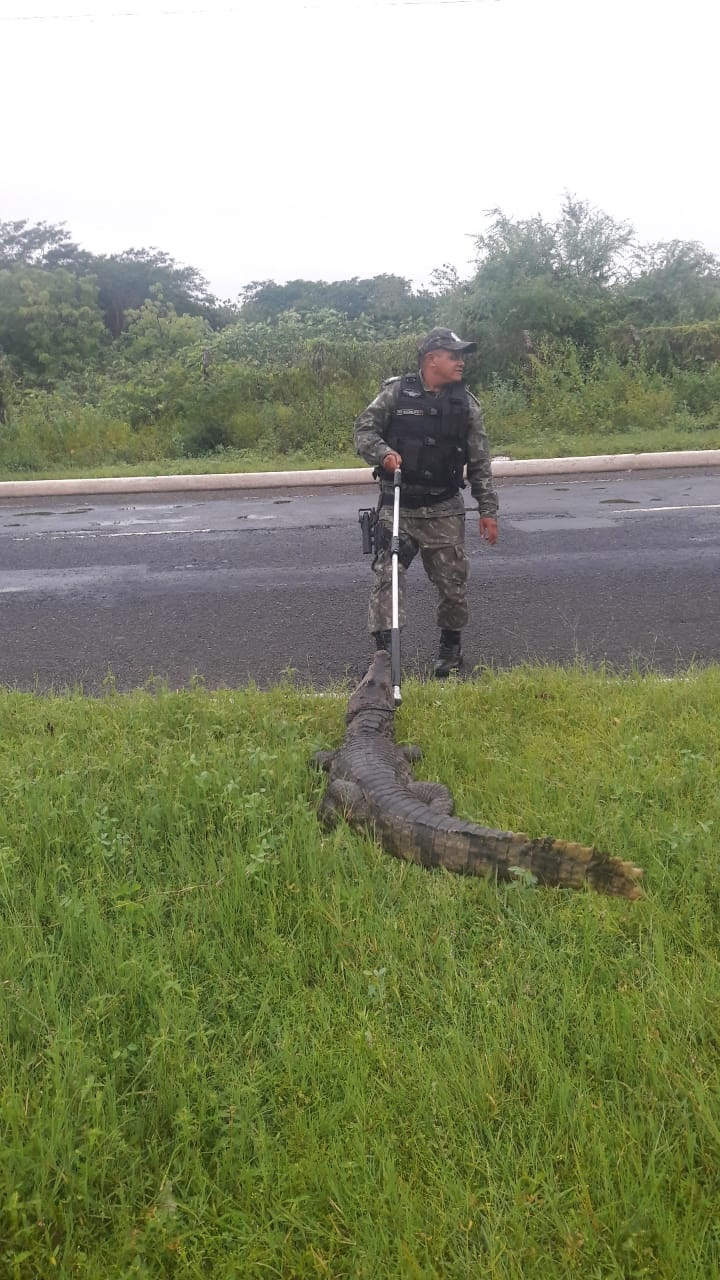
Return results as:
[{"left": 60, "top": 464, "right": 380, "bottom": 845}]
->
[{"left": 417, "top": 326, "right": 477, "bottom": 357}]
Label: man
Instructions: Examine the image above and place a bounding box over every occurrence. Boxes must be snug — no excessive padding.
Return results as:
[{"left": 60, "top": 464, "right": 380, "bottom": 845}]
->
[{"left": 354, "top": 326, "right": 499, "bottom": 677}]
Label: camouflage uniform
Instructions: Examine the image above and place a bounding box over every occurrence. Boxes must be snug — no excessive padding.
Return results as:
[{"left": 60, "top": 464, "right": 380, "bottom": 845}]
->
[{"left": 354, "top": 376, "right": 498, "bottom": 633}]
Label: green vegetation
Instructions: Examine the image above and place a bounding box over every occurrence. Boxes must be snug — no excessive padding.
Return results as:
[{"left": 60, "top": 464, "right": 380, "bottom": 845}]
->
[
  {"left": 1, "top": 665, "right": 719, "bottom": 1277},
  {"left": 1, "top": 198, "right": 720, "bottom": 480}
]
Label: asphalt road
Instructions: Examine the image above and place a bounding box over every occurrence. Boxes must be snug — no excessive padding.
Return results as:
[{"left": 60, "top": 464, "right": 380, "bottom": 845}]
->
[{"left": 1, "top": 466, "right": 719, "bottom": 692}]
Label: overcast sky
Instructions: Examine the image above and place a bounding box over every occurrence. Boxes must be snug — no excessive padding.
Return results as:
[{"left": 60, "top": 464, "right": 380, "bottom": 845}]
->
[{"left": 2, "top": 0, "right": 717, "bottom": 301}]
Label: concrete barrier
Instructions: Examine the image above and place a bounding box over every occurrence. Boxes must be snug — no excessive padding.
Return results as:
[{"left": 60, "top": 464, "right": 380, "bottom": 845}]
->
[{"left": 1, "top": 449, "right": 719, "bottom": 498}]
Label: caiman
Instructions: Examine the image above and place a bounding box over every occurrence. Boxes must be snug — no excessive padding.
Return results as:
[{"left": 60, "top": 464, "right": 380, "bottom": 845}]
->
[{"left": 313, "top": 651, "right": 644, "bottom": 900}]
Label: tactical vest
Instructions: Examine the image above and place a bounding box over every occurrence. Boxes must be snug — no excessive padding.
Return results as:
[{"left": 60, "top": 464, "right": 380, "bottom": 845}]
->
[{"left": 384, "top": 374, "right": 469, "bottom": 492}]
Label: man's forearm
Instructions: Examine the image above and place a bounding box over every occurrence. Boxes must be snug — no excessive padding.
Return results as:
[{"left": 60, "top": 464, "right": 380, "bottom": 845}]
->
[
  {"left": 465, "top": 401, "right": 499, "bottom": 517},
  {"left": 354, "top": 427, "right": 391, "bottom": 468},
  {"left": 467, "top": 448, "right": 498, "bottom": 517}
]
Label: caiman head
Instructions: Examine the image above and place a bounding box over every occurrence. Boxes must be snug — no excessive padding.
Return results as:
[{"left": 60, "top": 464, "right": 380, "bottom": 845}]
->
[{"left": 345, "top": 650, "right": 396, "bottom": 736}]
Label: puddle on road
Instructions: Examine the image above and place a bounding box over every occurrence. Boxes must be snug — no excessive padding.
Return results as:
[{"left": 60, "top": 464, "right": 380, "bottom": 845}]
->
[
  {"left": 116, "top": 502, "right": 207, "bottom": 514},
  {"left": 3, "top": 506, "right": 93, "bottom": 522}
]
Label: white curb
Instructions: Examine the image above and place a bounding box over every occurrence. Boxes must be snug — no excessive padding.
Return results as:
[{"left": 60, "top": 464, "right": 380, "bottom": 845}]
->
[
  {"left": 493, "top": 448, "right": 720, "bottom": 477},
  {"left": 0, "top": 449, "right": 719, "bottom": 498}
]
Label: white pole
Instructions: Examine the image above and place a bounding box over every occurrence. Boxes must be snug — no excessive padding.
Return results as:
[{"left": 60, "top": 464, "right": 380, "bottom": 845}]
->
[{"left": 391, "top": 467, "right": 402, "bottom": 705}]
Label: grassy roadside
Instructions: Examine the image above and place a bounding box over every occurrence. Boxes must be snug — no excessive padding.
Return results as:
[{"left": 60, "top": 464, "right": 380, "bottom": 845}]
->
[
  {"left": 0, "top": 450, "right": 365, "bottom": 485},
  {"left": 1, "top": 665, "right": 719, "bottom": 1277},
  {"left": 1, "top": 425, "right": 720, "bottom": 485}
]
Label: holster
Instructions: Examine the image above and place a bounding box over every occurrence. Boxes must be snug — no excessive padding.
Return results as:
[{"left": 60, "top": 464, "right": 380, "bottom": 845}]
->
[{"left": 358, "top": 506, "right": 378, "bottom": 554}]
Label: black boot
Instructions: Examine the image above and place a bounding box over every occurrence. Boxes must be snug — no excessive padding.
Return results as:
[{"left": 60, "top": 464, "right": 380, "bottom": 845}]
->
[
  {"left": 433, "top": 630, "right": 463, "bottom": 678},
  {"left": 373, "top": 629, "right": 392, "bottom": 652}
]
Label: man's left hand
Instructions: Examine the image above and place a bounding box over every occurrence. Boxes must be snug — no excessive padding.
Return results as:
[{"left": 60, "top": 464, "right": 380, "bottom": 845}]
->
[{"left": 479, "top": 517, "right": 498, "bottom": 545}]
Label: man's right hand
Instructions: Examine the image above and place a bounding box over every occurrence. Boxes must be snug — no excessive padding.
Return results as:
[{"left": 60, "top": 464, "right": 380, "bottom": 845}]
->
[{"left": 382, "top": 451, "right": 402, "bottom": 473}]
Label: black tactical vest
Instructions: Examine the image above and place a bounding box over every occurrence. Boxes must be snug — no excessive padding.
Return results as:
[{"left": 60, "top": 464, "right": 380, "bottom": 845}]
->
[{"left": 384, "top": 374, "right": 469, "bottom": 492}]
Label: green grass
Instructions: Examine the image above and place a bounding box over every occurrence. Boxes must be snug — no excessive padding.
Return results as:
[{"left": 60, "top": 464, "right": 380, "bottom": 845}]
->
[
  {"left": 1, "top": 665, "right": 720, "bottom": 1277},
  {"left": 2, "top": 429, "right": 720, "bottom": 485},
  {"left": 491, "top": 423, "right": 720, "bottom": 461},
  {"left": 0, "top": 449, "right": 367, "bottom": 484}
]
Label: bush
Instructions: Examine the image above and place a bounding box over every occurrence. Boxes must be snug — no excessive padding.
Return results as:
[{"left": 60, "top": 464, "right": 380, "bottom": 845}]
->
[
  {"left": 668, "top": 364, "right": 720, "bottom": 418},
  {"left": 482, "top": 375, "right": 533, "bottom": 445},
  {"left": 516, "top": 343, "right": 678, "bottom": 438},
  {"left": 180, "top": 415, "right": 237, "bottom": 456},
  {"left": 0, "top": 386, "right": 179, "bottom": 472},
  {"left": 2, "top": 330, "right": 719, "bottom": 474}
]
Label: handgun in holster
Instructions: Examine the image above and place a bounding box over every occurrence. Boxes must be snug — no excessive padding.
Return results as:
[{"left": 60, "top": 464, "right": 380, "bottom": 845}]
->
[{"left": 358, "top": 505, "right": 379, "bottom": 555}]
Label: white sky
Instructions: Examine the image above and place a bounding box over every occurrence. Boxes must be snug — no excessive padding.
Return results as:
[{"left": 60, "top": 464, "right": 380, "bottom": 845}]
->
[{"left": 1, "top": 0, "right": 718, "bottom": 301}]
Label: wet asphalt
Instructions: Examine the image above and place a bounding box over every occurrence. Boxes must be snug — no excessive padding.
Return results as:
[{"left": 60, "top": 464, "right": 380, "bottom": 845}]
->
[{"left": 1, "top": 466, "right": 719, "bottom": 692}]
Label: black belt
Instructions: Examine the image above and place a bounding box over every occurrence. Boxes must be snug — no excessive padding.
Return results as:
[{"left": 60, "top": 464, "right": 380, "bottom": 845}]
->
[{"left": 380, "top": 487, "right": 457, "bottom": 510}]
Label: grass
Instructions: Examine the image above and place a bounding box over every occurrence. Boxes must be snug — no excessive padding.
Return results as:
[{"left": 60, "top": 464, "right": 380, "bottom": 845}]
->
[
  {"left": 0, "top": 449, "right": 367, "bottom": 485},
  {"left": 490, "top": 423, "right": 720, "bottom": 461},
  {"left": 1, "top": 664, "right": 720, "bottom": 1277},
  {"left": 1, "top": 428, "right": 720, "bottom": 485}
]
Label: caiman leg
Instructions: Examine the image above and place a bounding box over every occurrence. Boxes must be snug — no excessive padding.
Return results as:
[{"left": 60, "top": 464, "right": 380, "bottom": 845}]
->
[
  {"left": 312, "top": 750, "right": 335, "bottom": 772},
  {"left": 399, "top": 742, "right": 454, "bottom": 811},
  {"left": 409, "top": 781, "right": 455, "bottom": 815},
  {"left": 319, "top": 778, "right": 366, "bottom": 828}
]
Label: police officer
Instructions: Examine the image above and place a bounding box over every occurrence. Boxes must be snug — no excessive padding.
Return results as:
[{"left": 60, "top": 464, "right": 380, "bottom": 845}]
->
[{"left": 354, "top": 327, "right": 498, "bottom": 677}]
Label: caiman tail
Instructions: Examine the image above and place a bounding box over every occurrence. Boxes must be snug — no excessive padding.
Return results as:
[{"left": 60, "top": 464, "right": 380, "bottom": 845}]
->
[{"left": 376, "top": 813, "right": 645, "bottom": 900}]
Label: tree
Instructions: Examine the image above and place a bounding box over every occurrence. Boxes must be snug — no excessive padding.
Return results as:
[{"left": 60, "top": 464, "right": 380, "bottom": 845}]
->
[
  {"left": 617, "top": 240, "right": 720, "bottom": 326},
  {"left": 0, "top": 265, "right": 108, "bottom": 382},
  {"left": 452, "top": 195, "right": 633, "bottom": 377},
  {"left": 118, "top": 289, "right": 213, "bottom": 363},
  {"left": 239, "top": 274, "right": 436, "bottom": 336},
  {"left": 0, "top": 219, "right": 80, "bottom": 269},
  {"left": 555, "top": 195, "right": 634, "bottom": 284},
  {"left": 86, "top": 248, "right": 219, "bottom": 339},
  {"left": 428, "top": 263, "right": 463, "bottom": 296},
  {"left": 1, "top": 220, "right": 224, "bottom": 337}
]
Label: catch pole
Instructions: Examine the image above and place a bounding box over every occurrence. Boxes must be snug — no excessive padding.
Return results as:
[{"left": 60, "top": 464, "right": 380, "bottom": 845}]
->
[{"left": 391, "top": 467, "right": 402, "bottom": 705}]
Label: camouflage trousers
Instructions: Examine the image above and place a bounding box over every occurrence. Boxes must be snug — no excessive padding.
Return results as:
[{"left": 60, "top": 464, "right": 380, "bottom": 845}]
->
[{"left": 368, "top": 510, "right": 469, "bottom": 633}]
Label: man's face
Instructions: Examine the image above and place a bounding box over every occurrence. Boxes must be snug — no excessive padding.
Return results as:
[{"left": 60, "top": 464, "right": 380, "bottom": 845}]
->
[{"left": 427, "top": 348, "right": 466, "bottom": 385}]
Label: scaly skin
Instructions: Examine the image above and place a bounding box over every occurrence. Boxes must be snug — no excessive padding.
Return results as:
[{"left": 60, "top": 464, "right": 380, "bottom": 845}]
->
[{"left": 313, "top": 652, "right": 644, "bottom": 900}]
